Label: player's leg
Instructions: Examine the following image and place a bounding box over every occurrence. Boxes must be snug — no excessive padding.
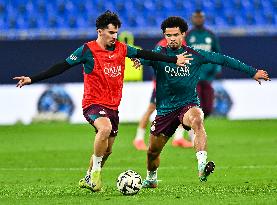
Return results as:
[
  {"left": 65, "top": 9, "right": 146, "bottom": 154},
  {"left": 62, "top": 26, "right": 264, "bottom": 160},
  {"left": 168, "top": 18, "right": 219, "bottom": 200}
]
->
[
  {"left": 183, "top": 107, "right": 206, "bottom": 150},
  {"left": 90, "top": 107, "right": 120, "bottom": 191},
  {"left": 182, "top": 106, "right": 215, "bottom": 182},
  {"left": 143, "top": 133, "right": 169, "bottom": 188},
  {"left": 79, "top": 117, "right": 112, "bottom": 191},
  {"left": 143, "top": 111, "right": 179, "bottom": 188},
  {"left": 80, "top": 134, "right": 116, "bottom": 192},
  {"left": 90, "top": 134, "right": 116, "bottom": 192},
  {"left": 93, "top": 117, "right": 112, "bottom": 156},
  {"left": 189, "top": 82, "right": 204, "bottom": 142},
  {"left": 187, "top": 81, "right": 214, "bottom": 145},
  {"left": 134, "top": 102, "right": 156, "bottom": 150},
  {"left": 172, "top": 124, "right": 193, "bottom": 148},
  {"left": 101, "top": 136, "right": 115, "bottom": 167},
  {"left": 87, "top": 136, "right": 115, "bottom": 172},
  {"left": 80, "top": 105, "right": 119, "bottom": 191}
]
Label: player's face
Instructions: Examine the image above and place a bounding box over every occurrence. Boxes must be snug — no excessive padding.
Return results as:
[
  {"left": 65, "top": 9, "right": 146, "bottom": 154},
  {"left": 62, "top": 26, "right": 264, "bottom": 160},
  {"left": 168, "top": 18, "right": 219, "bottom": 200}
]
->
[
  {"left": 164, "top": 27, "right": 185, "bottom": 49},
  {"left": 98, "top": 24, "right": 119, "bottom": 47},
  {"left": 192, "top": 13, "right": 205, "bottom": 27}
]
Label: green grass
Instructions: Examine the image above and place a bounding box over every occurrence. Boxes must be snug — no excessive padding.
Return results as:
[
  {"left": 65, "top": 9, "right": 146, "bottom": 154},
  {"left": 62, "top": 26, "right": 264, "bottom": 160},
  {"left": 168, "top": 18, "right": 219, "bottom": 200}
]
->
[{"left": 0, "top": 118, "right": 277, "bottom": 204}]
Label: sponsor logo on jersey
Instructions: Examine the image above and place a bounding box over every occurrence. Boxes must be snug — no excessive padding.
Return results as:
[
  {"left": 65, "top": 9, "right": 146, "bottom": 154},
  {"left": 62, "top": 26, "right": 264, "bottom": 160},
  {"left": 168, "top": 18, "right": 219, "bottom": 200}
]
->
[
  {"left": 205, "top": 37, "right": 212, "bottom": 44},
  {"left": 189, "top": 36, "right": 196, "bottom": 43},
  {"left": 103, "top": 63, "right": 122, "bottom": 77},
  {"left": 165, "top": 65, "right": 190, "bottom": 77}
]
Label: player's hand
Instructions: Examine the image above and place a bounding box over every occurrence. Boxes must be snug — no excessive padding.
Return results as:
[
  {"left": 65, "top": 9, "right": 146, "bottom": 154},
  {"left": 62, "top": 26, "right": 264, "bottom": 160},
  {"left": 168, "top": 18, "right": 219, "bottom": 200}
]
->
[
  {"left": 176, "top": 52, "right": 193, "bottom": 67},
  {"left": 13, "top": 76, "right": 32, "bottom": 88},
  {"left": 131, "top": 58, "right": 142, "bottom": 69},
  {"left": 253, "top": 70, "right": 270, "bottom": 85}
]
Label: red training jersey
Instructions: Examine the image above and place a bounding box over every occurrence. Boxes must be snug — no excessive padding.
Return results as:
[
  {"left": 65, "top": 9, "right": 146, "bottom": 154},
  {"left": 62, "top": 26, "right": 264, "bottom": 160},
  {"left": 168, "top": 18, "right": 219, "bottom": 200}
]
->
[{"left": 83, "top": 40, "right": 127, "bottom": 110}]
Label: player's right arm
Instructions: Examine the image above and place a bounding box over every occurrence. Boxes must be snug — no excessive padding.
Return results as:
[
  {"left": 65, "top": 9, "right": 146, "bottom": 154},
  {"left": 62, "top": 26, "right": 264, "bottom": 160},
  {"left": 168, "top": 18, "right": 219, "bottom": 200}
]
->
[
  {"left": 126, "top": 45, "right": 192, "bottom": 67},
  {"left": 129, "top": 47, "right": 162, "bottom": 69},
  {"left": 13, "top": 45, "right": 87, "bottom": 88},
  {"left": 139, "top": 46, "right": 162, "bottom": 66},
  {"left": 130, "top": 46, "right": 184, "bottom": 69}
]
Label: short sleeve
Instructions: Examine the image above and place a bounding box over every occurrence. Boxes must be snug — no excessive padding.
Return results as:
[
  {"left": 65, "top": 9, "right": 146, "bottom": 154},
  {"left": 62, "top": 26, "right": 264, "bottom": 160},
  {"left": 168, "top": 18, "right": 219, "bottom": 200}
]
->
[{"left": 65, "top": 45, "right": 86, "bottom": 66}]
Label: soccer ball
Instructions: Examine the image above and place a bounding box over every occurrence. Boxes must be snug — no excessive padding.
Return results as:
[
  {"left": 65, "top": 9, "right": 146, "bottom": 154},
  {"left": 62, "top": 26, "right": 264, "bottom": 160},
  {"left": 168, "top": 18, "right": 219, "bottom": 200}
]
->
[{"left": 116, "top": 170, "right": 142, "bottom": 195}]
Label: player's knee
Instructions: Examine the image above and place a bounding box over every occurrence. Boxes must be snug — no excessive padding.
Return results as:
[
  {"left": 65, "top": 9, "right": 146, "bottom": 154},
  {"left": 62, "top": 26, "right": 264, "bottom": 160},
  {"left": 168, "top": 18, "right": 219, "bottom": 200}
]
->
[
  {"left": 98, "top": 125, "right": 112, "bottom": 137},
  {"left": 190, "top": 115, "right": 204, "bottom": 131}
]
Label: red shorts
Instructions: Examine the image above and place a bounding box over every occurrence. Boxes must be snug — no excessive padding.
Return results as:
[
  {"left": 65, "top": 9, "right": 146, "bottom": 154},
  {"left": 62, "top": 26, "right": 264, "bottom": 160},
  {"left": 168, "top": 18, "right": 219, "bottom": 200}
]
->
[{"left": 83, "top": 104, "right": 119, "bottom": 136}]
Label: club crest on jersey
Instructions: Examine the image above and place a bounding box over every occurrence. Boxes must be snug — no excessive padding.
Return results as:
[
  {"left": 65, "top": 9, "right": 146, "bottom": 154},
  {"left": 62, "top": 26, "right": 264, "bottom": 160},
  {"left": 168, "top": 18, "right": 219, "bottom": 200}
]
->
[
  {"left": 99, "top": 110, "right": 106, "bottom": 115},
  {"left": 165, "top": 65, "right": 190, "bottom": 77},
  {"left": 192, "top": 43, "right": 212, "bottom": 51},
  {"left": 103, "top": 63, "right": 122, "bottom": 77},
  {"left": 151, "top": 124, "right": 155, "bottom": 131}
]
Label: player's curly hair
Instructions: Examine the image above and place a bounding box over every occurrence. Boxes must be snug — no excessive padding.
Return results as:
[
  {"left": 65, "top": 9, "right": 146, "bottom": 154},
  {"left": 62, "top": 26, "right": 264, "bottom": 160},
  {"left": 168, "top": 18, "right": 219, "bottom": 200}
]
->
[
  {"left": 96, "top": 10, "right": 121, "bottom": 29},
  {"left": 161, "top": 16, "right": 188, "bottom": 33}
]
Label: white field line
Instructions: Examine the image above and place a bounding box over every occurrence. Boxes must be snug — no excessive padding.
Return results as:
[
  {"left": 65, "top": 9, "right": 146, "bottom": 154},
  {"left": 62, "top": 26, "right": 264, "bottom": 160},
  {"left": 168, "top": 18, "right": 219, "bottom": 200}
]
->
[{"left": 0, "top": 165, "right": 277, "bottom": 171}]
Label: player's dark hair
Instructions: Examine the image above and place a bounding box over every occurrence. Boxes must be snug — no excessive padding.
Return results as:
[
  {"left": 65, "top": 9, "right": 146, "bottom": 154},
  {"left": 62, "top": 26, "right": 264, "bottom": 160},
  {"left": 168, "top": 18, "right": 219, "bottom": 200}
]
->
[
  {"left": 161, "top": 16, "right": 188, "bottom": 33},
  {"left": 96, "top": 10, "right": 121, "bottom": 29},
  {"left": 194, "top": 9, "right": 203, "bottom": 14}
]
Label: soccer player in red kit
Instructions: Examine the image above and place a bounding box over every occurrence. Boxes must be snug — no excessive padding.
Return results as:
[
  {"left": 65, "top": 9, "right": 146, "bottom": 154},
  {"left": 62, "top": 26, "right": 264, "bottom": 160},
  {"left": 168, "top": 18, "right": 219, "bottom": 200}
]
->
[{"left": 13, "top": 11, "right": 192, "bottom": 192}]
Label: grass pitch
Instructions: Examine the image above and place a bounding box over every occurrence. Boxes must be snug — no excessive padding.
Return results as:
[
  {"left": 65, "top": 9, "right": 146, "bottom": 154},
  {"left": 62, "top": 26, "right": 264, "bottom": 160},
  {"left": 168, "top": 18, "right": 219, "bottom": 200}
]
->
[{"left": 0, "top": 118, "right": 277, "bottom": 204}]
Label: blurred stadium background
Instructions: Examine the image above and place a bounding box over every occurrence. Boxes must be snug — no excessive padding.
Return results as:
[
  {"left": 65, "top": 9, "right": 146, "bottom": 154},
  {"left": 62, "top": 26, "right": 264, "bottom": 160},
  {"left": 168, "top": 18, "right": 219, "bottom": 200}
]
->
[
  {"left": 0, "top": 0, "right": 277, "bottom": 124},
  {"left": 0, "top": 0, "right": 277, "bottom": 38},
  {"left": 0, "top": 1, "right": 277, "bottom": 204}
]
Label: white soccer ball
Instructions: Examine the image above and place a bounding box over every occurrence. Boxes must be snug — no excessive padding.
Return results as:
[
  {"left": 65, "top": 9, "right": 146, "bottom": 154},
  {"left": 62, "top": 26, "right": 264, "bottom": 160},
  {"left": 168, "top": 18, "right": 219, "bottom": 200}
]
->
[{"left": 116, "top": 170, "right": 142, "bottom": 195}]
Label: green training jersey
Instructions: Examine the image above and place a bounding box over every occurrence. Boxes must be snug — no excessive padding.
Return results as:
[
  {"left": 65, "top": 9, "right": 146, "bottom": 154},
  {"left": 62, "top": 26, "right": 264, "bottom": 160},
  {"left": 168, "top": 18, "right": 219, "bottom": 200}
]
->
[
  {"left": 186, "top": 27, "right": 221, "bottom": 81},
  {"left": 142, "top": 46, "right": 257, "bottom": 116},
  {"left": 65, "top": 43, "right": 138, "bottom": 74}
]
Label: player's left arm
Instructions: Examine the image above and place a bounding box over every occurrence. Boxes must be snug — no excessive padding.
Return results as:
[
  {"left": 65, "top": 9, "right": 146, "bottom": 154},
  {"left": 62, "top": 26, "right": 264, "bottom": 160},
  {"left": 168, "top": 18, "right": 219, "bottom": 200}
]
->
[{"left": 197, "top": 49, "right": 270, "bottom": 84}]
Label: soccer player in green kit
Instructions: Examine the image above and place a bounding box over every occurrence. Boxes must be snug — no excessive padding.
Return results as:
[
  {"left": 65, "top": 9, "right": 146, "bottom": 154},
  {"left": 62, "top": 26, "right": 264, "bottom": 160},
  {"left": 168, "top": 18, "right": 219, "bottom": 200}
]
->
[{"left": 132, "top": 16, "right": 270, "bottom": 187}]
